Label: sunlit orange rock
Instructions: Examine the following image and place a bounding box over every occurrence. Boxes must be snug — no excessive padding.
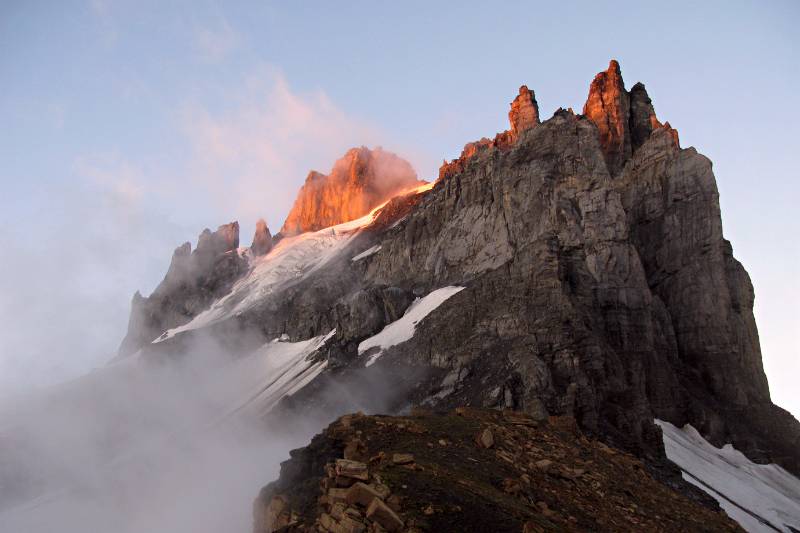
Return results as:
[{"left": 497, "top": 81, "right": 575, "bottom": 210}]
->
[
  {"left": 583, "top": 59, "right": 632, "bottom": 175},
  {"left": 439, "top": 85, "right": 540, "bottom": 180},
  {"left": 662, "top": 121, "right": 680, "bottom": 147},
  {"left": 279, "top": 147, "right": 422, "bottom": 236},
  {"left": 509, "top": 85, "right": 540, "bottom": 139},
  {"left": 584, "top": 61, "right": 680, "bottom": 176}
]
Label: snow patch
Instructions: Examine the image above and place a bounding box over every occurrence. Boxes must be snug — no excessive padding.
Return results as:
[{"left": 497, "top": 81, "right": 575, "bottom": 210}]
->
[
  {"left": 351, "top": 245, "right": 381, "bottom": 262},
  {"left": 656, "top": 419, "right": 800, "bottom": 532},
  {"left": 359, "top": 286, "right": 465, "bottom": 367},
  {"left": 217, "top": 330, "right": 335, "bottom": 419}
]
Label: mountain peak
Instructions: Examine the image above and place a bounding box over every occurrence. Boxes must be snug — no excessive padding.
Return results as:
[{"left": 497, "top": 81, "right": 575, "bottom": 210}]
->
[
  {"left": 251, "top": 218, "right": 273, "bottom": 256},
  {"left": 583, "top": 59, "right": 631, "bottom": 175},
  {"left": 508, "top": 85, "right": 540, "bottom": 138},
  {"left": 583, "top": 60, "right": 680, "bottom": 175},
  {"left": 279, "top": 146, "right": 421, "bottom": 237},
  {"left": 439, "top": 84, "right": 541, "bottom": 179},
  {"left": 197, "top": 222, "right": 239, "bottom": 256}
]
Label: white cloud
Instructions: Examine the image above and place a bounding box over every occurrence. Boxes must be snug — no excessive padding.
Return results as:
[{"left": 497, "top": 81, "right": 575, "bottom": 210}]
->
[
  {"left": 179, "top": 67, "right": 383, "bottom": 234},
  {"left": 0, "top": 156, "right": 184, "bottom": 398},
  {"left": 193, "top": 18, "right": 240, "bottom": 63},
  {"left": 74, "top": 152, "right": 145, "bottom": 206}
]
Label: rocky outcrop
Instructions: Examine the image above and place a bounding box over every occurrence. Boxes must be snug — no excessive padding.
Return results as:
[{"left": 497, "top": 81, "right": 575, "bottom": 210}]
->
[
  {"left": 628, "top": 82, "right": 661, "bottom": 150},
  {"left": 254, "top": 409, "right": 741, "bottom": 532},
  {"left": 279, "top": 147, "right": 422, "bottom": 237},
  {"left": 197, "top": 221, "right": 239, "bottom": 256},
  {"left": 583, "top": 60, "right": 632, "bottom": 175},
  {"left": 117, "top": 222, "right": 246, "bottom": 357},
  {"left": 583, "top": 60, "right": 680, "bottom": 176},
  {"left": 439, "top": 85, "right": 540, "bottom": 180},
  {"left": 251, "top": 219, "right": 273, "bottom": 256},
  {"left": 509, "top": 85, "right": 540, "bottom": 139}
]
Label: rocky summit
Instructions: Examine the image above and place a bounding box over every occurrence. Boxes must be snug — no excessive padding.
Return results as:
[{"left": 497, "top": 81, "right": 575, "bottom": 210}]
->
[
  {"left": 119, "top": 60, "right": 800, "bottom": 531},
  {"left": 279, "top": 147, "right": 424, "bottom": 237}
]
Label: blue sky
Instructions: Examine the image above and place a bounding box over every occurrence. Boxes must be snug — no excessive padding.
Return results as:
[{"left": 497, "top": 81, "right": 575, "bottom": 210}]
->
[{"left": 1, "top": 1, "right": 798, "bottom": 416}]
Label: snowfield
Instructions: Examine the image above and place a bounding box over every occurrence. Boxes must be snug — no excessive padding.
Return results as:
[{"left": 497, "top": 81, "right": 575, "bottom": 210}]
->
[
  {"left": 359, "top": 285, "right": 465, "bottom": 367},
  {"left": 656, "top": 419, "right": 800, "bottom": 532}
]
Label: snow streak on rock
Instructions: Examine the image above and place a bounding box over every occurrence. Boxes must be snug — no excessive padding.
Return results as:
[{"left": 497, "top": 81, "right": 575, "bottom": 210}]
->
[
  {"left": 220, "top": 330, "right": 334, "bottom": 419},
  {"left": 656, "top": 419, "right": 800, "bottom": 533},
  {"left": 351, "top": 244, "right": 381, "bottom": 262},
  {"left": 359, "top": 286, "right": 465, "bottom": 367}
]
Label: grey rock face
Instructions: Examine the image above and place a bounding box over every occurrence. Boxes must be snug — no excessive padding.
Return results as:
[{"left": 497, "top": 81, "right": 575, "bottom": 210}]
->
[
  {"left": 316, "top": 61, "right": 795, "bottom": 471},
  {"left": 251, "top": 219, "right": 273, "bottom": 257}
]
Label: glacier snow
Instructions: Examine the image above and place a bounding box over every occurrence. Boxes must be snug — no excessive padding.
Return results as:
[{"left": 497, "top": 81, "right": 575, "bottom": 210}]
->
[{"left": 656, "top": 419, "right": 800, "bottom": 532}]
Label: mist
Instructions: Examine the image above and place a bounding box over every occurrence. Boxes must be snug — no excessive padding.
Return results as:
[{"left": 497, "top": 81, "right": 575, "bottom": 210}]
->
[{"left": 0, "top": 323, "right": 408, "bottom": 532}]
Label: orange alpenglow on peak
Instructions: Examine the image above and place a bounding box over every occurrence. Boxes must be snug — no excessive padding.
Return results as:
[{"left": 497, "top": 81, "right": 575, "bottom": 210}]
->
[
  {"left": 583, "top": 59, "right": 631, "bottom": 175},
  {"left": 279, "top": 147, "right": 424, "bottom": 237},
  {"left": 509, "top": 85, "right": 540, "bottom": 138},
  {"left": 583, "top": 59, "right": 679, "bottom": 175},
  {"left": 438, "top": 84, "right": 541, "bottom": 180}
]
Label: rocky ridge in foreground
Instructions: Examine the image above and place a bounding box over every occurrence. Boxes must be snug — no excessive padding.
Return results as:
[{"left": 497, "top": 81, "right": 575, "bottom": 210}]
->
[{"left": 254, "top": 409, "right": 741, "bottom": 532}]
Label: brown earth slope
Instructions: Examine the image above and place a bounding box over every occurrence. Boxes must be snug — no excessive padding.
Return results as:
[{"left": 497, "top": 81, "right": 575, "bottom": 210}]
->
[{"left": 254, "top": 409, "right": 740, "bottom": 533}]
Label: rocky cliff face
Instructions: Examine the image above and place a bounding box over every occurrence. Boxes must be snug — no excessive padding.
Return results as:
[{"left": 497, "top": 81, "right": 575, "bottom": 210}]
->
[
  {"left": 279, "top": 147, "right": 423, "bottom": 237},
  {"left": 126, "top": 60, "right": 799, "bottom": 481}
]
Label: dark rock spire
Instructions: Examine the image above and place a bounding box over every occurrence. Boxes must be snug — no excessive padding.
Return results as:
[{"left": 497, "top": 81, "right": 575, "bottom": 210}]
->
[{"left": 251, "top": 219, "right": 273, "bottom": 256}]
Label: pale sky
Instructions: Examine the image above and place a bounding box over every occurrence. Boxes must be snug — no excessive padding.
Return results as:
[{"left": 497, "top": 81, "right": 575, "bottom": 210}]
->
[{"left": 1, "top": 1, "right": 798, "bottom": 417}]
